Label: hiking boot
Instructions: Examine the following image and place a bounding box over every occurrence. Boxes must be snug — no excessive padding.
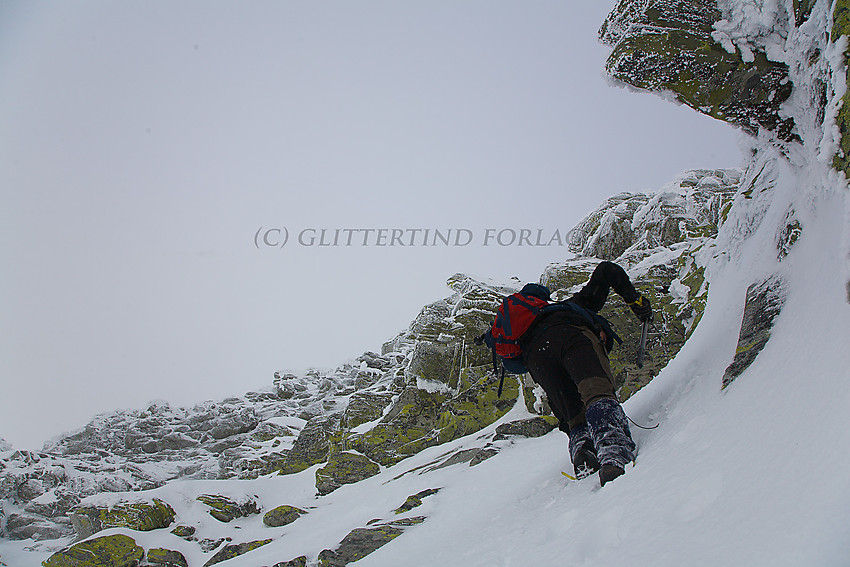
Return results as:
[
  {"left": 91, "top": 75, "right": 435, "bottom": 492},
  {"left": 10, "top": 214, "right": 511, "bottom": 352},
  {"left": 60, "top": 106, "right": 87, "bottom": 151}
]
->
[
  {"left": 568, "top": 423, "right": 600, "bottom": 479},
  {"left": 573, "top": 447, "right": 601, "bottom": 479},
  {"left": 599, "top": 464, "right": 625, "bottom": 486},
  {"left": 585, "top": 398, "right": 636, "bottom": 469}
]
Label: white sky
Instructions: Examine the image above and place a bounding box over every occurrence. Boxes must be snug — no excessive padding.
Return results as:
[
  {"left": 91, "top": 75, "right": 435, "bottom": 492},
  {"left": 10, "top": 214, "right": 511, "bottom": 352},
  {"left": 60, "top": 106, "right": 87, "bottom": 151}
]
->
[{"left": 0, "top": 1, "right": 743, "bottom": 450}]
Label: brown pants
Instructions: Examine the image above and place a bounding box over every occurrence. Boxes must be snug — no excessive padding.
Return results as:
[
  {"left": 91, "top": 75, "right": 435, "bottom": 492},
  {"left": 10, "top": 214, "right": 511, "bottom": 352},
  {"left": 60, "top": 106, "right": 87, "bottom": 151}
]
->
[{"left": 522, "top": 313, "right": 616, "bottom": 432}]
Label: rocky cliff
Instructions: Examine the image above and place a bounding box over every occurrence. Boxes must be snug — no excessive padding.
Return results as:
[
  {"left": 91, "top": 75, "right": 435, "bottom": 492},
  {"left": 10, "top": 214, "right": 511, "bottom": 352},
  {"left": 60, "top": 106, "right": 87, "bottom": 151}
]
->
[
  {"left": 601, "top": 0, "right": 850, "bottom": 174},
  {"left": 0, "top": 168, "right": 738, "bottom": 565}
]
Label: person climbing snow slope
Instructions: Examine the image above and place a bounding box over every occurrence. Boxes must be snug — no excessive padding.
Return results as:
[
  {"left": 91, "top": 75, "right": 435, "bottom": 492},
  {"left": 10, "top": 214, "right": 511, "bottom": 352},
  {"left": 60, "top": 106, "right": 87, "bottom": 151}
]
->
[{"left": 483, "top": 261, "right": 653, "bottom": 486}]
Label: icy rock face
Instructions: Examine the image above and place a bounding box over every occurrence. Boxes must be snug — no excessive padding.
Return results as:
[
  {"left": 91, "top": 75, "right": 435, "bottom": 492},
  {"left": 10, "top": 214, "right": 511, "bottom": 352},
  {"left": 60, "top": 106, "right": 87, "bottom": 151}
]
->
[
  {"left": 568, "top": 169, "right": 740, "bottom": 260},
  {"left": 548, "top": 169, "right": 740, "bottom": 398},
  {"left": 602, "top": 0, "right": 850, "bottom": 177},
  {"left": 600, "top": 0, "right": 796, "bottom": 140}
]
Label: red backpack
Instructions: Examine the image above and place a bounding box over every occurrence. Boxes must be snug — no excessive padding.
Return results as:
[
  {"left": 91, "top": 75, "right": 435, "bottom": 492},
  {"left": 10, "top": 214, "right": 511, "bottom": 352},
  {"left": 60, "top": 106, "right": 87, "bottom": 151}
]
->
[
  {"left": 479, "top": 288, "right": 551, "bottom": 396},
  {"left": 491, "top": 292, "right": 549, "bottom": 363}
]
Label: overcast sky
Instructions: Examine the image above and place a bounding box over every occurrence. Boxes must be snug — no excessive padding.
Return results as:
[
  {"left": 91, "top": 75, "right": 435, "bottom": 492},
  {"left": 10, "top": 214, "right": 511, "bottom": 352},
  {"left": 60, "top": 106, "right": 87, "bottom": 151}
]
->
[{"left": 1, "top": 1, "right": 744, "bottom": 450}]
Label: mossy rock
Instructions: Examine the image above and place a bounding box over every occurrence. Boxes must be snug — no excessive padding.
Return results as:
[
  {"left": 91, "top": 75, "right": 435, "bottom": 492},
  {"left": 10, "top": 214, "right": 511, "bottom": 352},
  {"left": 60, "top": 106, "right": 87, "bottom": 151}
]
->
[
  {"left": 146, "top": 548, "right": 188, "bottom": 567},
  {"left": 277, "top": 415, "right": 337, "bottom": 475},
  {"left": 346, "top": 372, "right": 518, "bottom": 467},
  {"left": 271, "top": 558, "right": 307, "bottom": 567},
  {"left": 316, "top": 452, "right": 381, "bottom": 495},
  {"left": 318, "top": 519, "right": 424, "bottom": 567},
  {"left": 69, "top": 498, "right": 175, "bottom": 539},
  {"left": 722, "top": 275, "right": 786, "bottom": 388},
  {"left": 263, "top": 505, "right": 307, "bottom": 527},
  {"left": 170, "top": 525, "right": 196, "bottom": 539},
  {"left": 42, "top": 533, "right": 144, "bottom": 567},
  {"left": 394, "top": 488, "right": 440, "bottom": 514},
  {"left": 196, "top": 494, "right": 260, "bottom": 523},
  {"left": 433, "top": 370, "right": 519, "bottom": 445},
  {"left": 832, "top": 0, "right": 850, "bottom": 176},
  {"left": 202, "top": 539, "right": 273, "bottom": 567},
  {"left": 347, "top": 387, "right": 448, "bottom": 466},
  {"left": 408, "top": 341, "right": 461, "bottom": 388},
  {"left": 493, "top": 416, "right": 559, "bottom": 440},
  {"left": 602, "top": 0, "right": 795, "bottom": 140},
  {"left": 340, "top": 392, "right": 394, "bottom": 430}
]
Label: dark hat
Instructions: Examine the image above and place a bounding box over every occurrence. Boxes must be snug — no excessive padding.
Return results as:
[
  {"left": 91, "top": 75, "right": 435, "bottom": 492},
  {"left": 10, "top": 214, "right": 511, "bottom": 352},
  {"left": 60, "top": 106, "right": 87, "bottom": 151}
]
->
[{"left": 520, "top": 283, "right": 551, "bottom": 301}]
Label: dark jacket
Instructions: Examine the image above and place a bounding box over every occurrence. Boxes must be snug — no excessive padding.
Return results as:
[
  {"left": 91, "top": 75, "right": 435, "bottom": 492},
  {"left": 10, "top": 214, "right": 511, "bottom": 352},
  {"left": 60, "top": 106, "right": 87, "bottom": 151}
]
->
[{"left": 521, "top": 261, "right": 640, "bottom": 352}]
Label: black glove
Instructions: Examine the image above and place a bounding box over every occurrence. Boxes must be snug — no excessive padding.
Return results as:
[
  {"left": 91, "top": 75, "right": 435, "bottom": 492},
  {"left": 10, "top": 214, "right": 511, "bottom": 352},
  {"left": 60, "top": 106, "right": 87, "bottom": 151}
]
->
[{"left": 628, "top": 294, "right": 653, "bottom": 322}]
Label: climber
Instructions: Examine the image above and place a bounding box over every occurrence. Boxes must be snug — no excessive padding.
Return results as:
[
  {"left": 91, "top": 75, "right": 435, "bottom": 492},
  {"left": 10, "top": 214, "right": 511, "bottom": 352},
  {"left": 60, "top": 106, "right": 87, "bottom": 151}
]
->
[{"left": 483, "top": 261, "right": 653, "bottom": 486}]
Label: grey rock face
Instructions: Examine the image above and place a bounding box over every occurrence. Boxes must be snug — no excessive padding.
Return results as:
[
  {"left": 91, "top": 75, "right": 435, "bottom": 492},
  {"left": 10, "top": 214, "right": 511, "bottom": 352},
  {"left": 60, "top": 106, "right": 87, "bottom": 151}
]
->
[
  {"left": 196, "top": 494, "right": 260, "bottom": 523},
  {"left": 317, "top": 518, "right": 425, "bottom": 567},
  {"left": 315, "top": 452, "right": 381, "bottom": 496},
  {"left": 723, "top": 275, "right": 787, "bottom": 388},
  {"left": 600, "top": 0, "right": 795, "bottom": 140},
  {"left": 494, "top": 417, "right": 559, "bottom": 440},
  {"left": 146, "top": 547, "right": 189, "bottom": 567},
  {"left": 262, "top": 505, "right": 306, "bottom": 527}
]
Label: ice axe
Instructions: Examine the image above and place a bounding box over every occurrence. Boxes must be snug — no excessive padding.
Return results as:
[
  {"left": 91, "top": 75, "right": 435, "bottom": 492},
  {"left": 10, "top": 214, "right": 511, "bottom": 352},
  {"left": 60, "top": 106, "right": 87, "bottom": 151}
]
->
[{"left": 636, "top": 319, "right": 650, "bottom": 368}]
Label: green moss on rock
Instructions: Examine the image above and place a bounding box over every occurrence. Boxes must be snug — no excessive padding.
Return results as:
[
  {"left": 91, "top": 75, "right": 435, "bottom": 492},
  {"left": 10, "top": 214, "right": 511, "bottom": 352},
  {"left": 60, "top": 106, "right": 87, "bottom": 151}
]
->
[
  {"left": 493, "top": 416, "right": 559, "bottom": 440},
  {"left": 832, "top": 0, "right": 850, "bottom": 175},
  {"left": 602, "top": 0, "right": 795, "bottom": 140},
  {"left": 170, "top": 525, "right": 195, "bottom": 539},
  {"left": 434, "top": 371, "right": 519, "bottom": 445},
  {"left": 69, "top": 498, "right": 175, "bottom": 539},
  {"left": 393, "top": 488, "right": 441, "bottom": 514},
  {"left": 315, "top": 452, "right": 381, "bottom": 495},
  {"left": 277, "top": 416, "right": 336, "bottom": 475},
  {"left": 42, "top": 533, "right": 144, "bottom": 567},
  {"left": 196, "top": 494, "right": 260, "bottom": 523},
  {"left": 263, "top": 505, "right": 307, "bottom": 527},
  {"left": 343, "top": 370, "right": 518, "bottom": 468},
  {"left": 347, "top": 387, "right": 447, "bottom": 466},
  {"left": 202, "top": 539, "right": 273, "bottom": 567},
  {"left": 146, "top": 548, "right": 188, "bottom": 567},
  {"left": 340, "top": 392, "right": 394, "bottom": 430},
  {"left": 318, "top": 519, "right": 424, "bottom": 567},
  {"left": 271, "top": 558, "right": 307, "bottom": 567}
]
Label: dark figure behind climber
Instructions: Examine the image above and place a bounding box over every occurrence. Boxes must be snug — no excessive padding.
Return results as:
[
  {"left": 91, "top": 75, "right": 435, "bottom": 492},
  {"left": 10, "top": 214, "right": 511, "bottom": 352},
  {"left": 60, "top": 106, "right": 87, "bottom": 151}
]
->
[{"left": 491, "top": 261, "right": 653, "bottom": 486}]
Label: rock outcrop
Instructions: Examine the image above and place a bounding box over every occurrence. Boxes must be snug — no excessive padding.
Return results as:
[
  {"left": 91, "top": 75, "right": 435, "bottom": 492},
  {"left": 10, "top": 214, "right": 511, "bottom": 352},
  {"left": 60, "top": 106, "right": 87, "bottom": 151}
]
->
[
  {"left": 723, "top": 275, "right": 787, "bottom": 388},
  {"left": 601, "top": 0, "right": 795, "bottom": 140},
  {"left": 1, "top": 169, "right": 740, "bottom": 564},
  {"left": 550, "top": 169, "right": 739, "bottom": 397},
  {"left": 601, "top": 0, "right": 850, "bottom": 178}
]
